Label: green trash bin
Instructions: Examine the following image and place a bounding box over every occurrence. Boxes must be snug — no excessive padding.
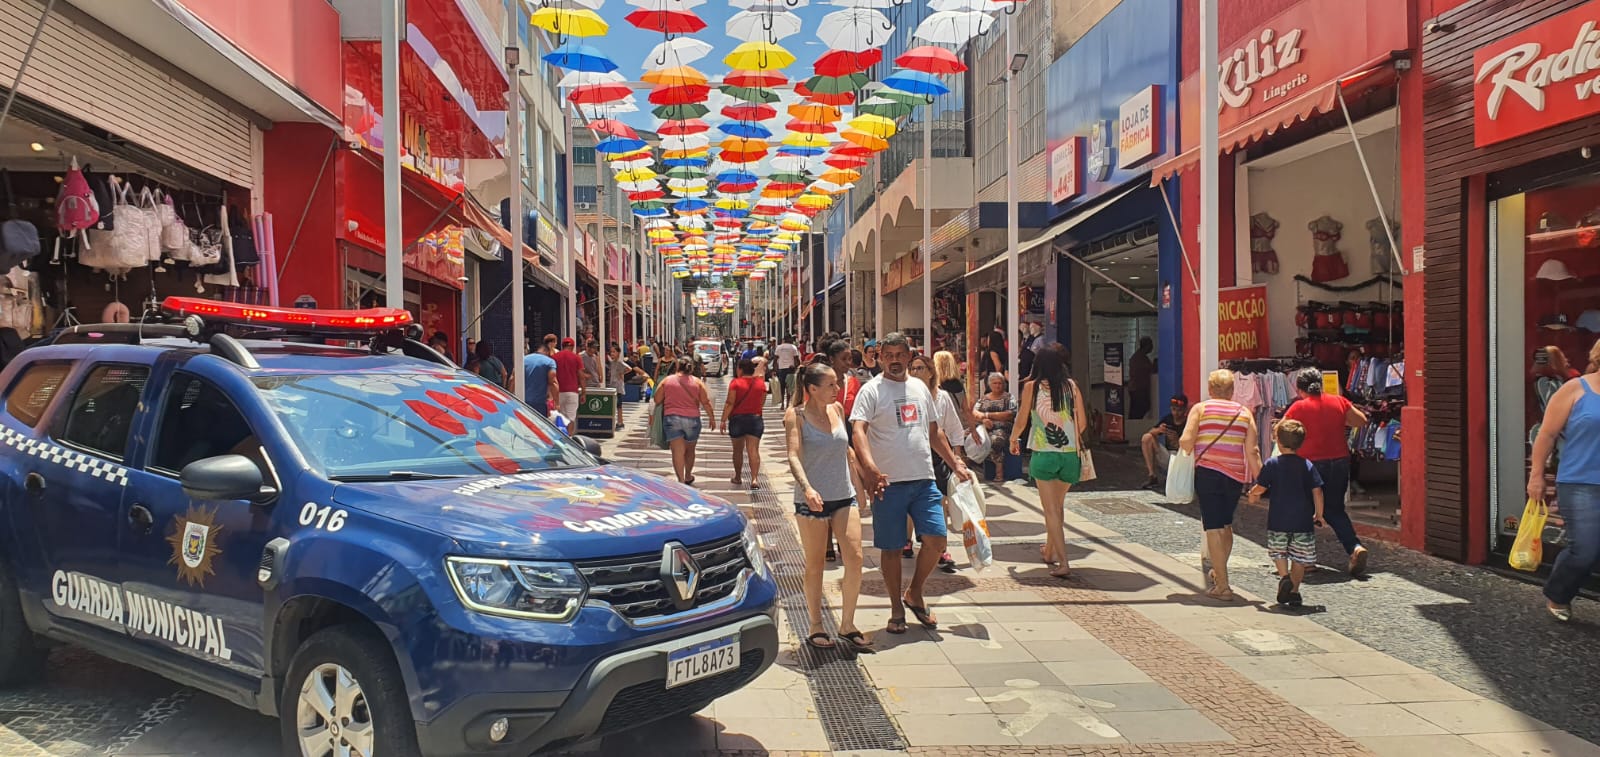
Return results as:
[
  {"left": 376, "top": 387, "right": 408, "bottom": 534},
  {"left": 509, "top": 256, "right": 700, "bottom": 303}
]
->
[{"left": 576, "top": 388, "right": 618, "bottom": 438}]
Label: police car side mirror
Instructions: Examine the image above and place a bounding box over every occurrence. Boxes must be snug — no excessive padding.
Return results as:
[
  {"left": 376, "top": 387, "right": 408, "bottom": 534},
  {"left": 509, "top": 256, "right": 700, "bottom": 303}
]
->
[
  {"left": 575, "top": 435, "right": 605, "bottom": 463},
  {"left": 181, "top": 455, "right": 277, "bottom": 505}
]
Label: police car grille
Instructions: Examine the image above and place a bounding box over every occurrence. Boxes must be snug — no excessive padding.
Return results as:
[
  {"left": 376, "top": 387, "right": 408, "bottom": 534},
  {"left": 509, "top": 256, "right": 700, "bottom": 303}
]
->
[
  {"left": 596, "top": 649, "right": 764, "bottom": 737},
  {"left": 576, "top": 534, "right": 748, "bottom": 620}
]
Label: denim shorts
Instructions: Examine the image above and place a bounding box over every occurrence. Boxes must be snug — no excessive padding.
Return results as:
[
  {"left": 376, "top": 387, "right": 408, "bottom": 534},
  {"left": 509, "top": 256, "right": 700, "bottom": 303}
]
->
[
  {"left": 728, "top": 414, "right": 765, "bottom": 439},
  {"left": 873, "top": 479, "right": 947, "bottom": 550},
  {"left": 664, "top": 415, "right": 702, "bottom": 443},
  {"left": 1195, "top": 466, "right": 1245, "bottom": 530}
]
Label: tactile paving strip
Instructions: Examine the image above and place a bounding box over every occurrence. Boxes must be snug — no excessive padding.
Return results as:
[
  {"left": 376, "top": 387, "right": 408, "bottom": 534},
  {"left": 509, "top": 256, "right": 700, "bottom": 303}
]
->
[{"left": 745, "top": 478, "right": 906, "bottom": 752}]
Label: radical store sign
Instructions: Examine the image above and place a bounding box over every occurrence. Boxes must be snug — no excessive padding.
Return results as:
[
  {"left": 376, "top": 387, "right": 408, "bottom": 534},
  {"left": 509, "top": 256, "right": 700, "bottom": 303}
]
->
[{"left": 1475, "top": 0, "right": 1600, "bottom": 147}]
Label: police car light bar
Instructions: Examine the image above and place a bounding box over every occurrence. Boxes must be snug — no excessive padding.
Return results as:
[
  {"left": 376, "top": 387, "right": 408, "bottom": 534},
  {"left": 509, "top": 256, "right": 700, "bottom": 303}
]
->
[{"left": 161, "top": 297, "right": 413, "bottom": 333}]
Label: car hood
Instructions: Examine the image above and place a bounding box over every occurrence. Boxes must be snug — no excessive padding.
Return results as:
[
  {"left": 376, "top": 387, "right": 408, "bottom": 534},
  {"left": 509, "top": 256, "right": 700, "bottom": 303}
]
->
[{"left": 330, "top": 466, "right": 744, "bottom": 560}]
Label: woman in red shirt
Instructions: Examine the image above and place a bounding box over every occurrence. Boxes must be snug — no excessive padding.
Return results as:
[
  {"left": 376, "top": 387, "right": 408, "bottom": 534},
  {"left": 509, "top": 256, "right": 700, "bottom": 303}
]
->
[
  {"left": 1282, "top": 368, "right": 1370, "bottom": 576},
  {"left": 722, "top": 358, "right": 769, "bottom": 489}
]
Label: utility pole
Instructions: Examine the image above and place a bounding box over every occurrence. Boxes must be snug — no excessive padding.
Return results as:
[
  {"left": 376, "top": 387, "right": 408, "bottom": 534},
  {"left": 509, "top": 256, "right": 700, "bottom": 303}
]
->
[
  {"left": 381, "top": 0, "right": 403, "bottom": 309},
  {"left": 1200, "top": 0, "right": 1220, "bottom": 385},
  {"left": 505, "top": 5, "right": 525, "bottom": 395},
  {"left": 1004, "top": 12, "right": 1021, "bottom": 401}
]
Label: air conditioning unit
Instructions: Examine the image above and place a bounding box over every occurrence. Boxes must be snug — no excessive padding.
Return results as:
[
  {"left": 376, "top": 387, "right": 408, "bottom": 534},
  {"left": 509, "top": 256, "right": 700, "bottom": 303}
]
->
[{"left": 576, "top": 202, "right": 593, "bottom": 210}]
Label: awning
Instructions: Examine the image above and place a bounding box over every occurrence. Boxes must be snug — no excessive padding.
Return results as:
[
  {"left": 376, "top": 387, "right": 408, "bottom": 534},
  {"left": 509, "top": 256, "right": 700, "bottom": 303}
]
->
[
  {"left": 964, "top": 185, "right": 1143, "bottom": 283},
  {"left": 458, "top": 200, "right": 566, "bottom": 288},
  {"left": 1149, "top": 54, "right": 1399, "bottom": 186}
]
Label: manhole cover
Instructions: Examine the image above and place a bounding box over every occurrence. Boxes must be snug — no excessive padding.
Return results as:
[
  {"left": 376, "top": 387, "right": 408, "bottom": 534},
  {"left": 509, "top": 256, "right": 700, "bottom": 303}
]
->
[{"left": 1079, "top": 497, "right": 1156, "bottom": 515}]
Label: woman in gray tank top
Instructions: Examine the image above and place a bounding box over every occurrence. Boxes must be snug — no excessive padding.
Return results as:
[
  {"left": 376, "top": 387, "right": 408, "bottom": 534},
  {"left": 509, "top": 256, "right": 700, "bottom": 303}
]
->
[{"left": 785, "top": 363, "right": 870, "bottom": 652}]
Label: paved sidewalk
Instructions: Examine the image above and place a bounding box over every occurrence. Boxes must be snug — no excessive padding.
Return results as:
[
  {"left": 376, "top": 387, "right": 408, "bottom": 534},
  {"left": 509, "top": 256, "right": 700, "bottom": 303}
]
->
[{"left": 588, "top": 382, "right": 1598, "bottom": 757}]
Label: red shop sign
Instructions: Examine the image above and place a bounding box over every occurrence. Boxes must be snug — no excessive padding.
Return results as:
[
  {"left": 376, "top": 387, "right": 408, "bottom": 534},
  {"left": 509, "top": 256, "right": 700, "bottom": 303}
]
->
[
  {"left": 1474, "top": 1, "right": 1600, "bottom": 147},
  {"left": 1217, "top": 285, "right": 1270, "bottom": 361},
  {"left": 1176, "top": 0, "right": 1407, "bottom": 153}
]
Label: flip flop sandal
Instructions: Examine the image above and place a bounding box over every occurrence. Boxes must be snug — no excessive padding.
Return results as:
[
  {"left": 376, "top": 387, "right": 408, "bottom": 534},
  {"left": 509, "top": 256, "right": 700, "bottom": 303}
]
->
[
  {"left": 1049, "top": 568, "right": 1072, "bottom": 579},
  {"left": 839, "top": 631, "right": 874, "bottom": 652},
  {"left": 805, "top": 632, "right": 836, "bottom": 649},
  {"left": 904, "top": 601, "right": 938, "bottom": 629},
  {"left": 886, "top": 616, "right": 908, "bottom": 634}
]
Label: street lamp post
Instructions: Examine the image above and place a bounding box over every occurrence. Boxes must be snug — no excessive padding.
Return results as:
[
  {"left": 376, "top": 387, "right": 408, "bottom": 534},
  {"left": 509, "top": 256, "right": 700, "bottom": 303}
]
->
[
  {"left": 1004, "top": 12, "right": 1022, "bottom": 402},
  {"left": 565, "top": 105, "right": 578, "bottom": 342},
  {"left": 505, "top": 17, "right": 525, "bottom": 396},
  {"left": 1199, "top": 0, "right": 1220, "bottom": 386},
  {"left": 381, "top": 0, "right": 403, "bottom": 310},
  {"left": 873, "top": 160, "right": 883, "bottom": 341},
  {"left": 921, "top": 95, "right": 932, "bottom": 354}
]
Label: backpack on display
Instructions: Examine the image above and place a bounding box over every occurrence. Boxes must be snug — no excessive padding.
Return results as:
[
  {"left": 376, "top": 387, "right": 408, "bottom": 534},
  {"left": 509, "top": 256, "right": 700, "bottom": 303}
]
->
[
  {"left": 55, "top": 157, "right": 100, "bottom": 241},
  {"left": 82, "top": 178, "right": 146, "bottom": 277},
  {"left": 157, "top": 192, "right": 186, "bottom": 264},
  {"left": 0, "top": 170, "right": 41, "bottom": 275}
]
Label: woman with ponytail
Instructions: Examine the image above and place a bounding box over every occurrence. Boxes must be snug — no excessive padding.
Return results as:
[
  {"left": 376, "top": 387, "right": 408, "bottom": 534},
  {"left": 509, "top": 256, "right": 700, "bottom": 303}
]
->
[{"left": 1528, "top": 339, "right": 1600, "bottom": 622}]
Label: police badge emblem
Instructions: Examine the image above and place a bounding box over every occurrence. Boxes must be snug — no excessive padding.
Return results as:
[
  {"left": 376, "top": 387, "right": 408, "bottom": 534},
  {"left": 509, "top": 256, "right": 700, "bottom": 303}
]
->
[
  {"left": 167, "top": 506, "right": 223, "bottom": 586},
  {"left": 182, "top": 522, "right": 209, "bottom": 569}
]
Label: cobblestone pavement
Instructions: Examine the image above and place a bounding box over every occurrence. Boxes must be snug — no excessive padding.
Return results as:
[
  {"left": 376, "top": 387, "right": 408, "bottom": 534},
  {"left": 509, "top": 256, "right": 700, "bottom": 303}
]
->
[{"left": 4, "top": 377, "right": 1598, "bottom": 757}]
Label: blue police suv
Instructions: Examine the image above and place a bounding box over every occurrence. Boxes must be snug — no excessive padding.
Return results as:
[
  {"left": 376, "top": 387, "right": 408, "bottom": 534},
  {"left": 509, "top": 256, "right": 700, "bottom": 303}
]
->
[{"left": 0, "top": 298, "right": 778, "bottom": 756}]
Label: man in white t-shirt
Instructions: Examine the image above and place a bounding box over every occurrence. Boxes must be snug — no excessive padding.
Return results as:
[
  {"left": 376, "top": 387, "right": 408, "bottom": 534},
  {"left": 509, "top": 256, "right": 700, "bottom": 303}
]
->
[
  {"left": 850, "top": 332, "right": 972, "bottom": 635},
  {"left": 772, "top": 335, "right": 802, "bottom": 408}
]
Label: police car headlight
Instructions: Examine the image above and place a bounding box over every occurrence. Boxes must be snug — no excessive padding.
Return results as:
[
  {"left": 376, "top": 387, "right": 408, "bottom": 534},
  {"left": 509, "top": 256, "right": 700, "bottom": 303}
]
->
[
  {"left": 445, "top": 557, "right": 587, "bottom": 622},
  {"left": 741, "top": 520, "right": 769, "bottom": 579}
]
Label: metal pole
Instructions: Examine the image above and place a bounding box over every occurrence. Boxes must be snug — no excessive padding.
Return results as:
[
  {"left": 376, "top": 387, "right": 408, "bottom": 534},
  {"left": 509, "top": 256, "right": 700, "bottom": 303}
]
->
[
  {"left": 0, "top": 0, "right": 58, "bottom": 141},
  {"left": 922, "top": 97, "right": 933, "bottom": 353},
  {"left": 598, "top": 166, "right": 607, "bottom": 384},
  {"left": 846, "top": 269, "right": 853, "bottom": 340},
  {"left": 873, "top": 160, "right": 883, "bottom": 341},
  {"left": 506, "top": 5, "right": 525, "bottom": 396},
  {"left": 823, "top": 238, "right": 831, "bottom": 335},
  {"left": 1005, "top": 13, "right": 1020, "bottom": 401},
  {"left": 1199, "top": 0, "right": 1220, "bottom": 384},
  {"left": 381, "top": 0, "right": 404, "bottom": 309},
  {"left": 565, "top": 106, "right": 578, "bottom": 340}
]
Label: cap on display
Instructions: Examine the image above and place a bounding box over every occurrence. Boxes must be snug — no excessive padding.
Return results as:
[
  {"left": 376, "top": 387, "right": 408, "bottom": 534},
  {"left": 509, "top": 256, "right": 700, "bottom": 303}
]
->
[
  {"left": 1539, "top": 313, "right": 1575, "bottom": 331},
  {"left": 1576, "top": 309, "right": 1600, "bottom": 334},
  {"left": 1536, "top": 259, "right": 1577, "bottom": 281}
]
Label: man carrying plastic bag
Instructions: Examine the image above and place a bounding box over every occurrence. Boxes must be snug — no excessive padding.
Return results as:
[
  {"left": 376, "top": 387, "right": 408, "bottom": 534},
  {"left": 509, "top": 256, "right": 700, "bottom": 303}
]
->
[{"left": 948, "top": 475, "right": 994, "bottom": 572}]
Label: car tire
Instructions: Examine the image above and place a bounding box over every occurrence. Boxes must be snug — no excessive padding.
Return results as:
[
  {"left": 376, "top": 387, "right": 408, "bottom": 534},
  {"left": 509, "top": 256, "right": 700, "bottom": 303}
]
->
[
  {"left": 0, "top": 558, "right": 45, "bottom": 686},
  {"left": 280, "top": 625, "right": 419, "bottom": 757}
]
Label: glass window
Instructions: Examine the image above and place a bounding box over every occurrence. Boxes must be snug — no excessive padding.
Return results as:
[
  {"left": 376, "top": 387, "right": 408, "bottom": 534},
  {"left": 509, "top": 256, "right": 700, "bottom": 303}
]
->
[
  {"left": 58, "top": 364, "right": 148, "bottom": 461},
  {"left": 151, "top": 373, "right": 266, "bottom": 475},
  {"left": 574, "top": 185, "right": 597, "bottom": 205},
  {"left": 573, "top": 146, "right": 596, "bottom": 166},
  {"left": 253, "top": 370, "right": 593, "bottom": 479},
  {"left": 5, "top": 362, "right": 71, "bottom": 428}
]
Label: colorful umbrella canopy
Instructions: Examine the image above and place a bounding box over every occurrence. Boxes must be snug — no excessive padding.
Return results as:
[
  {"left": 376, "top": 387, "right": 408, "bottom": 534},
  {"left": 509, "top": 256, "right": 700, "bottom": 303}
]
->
[
  {"left": 725, "top": 9, "right": 804, "bottom": 42},
  {"left": 813, "top": 48, "right": 883, "bottom": 76},
  {"left": 816, "top": 8, "right": 895, "bottom": 52},
  {"left": 719, "top": 122, "right": 773, "bottom": 139},
  {"left": 722, "top": 102, "right": 778, "bottom": 121},
  {"left": 586, "top": 118, "right": 638, "bottom": 138},
  {"left": 792, "top": 83, "right": 855, "bottom": 105},
  {"left": 532, "top": 7, "right": 609, "bottom": 37},
  {"left": 569, "top": 82, "right": 633, "bottom": 104},
  {"left": 724, "top": 69, "right": 790, "bottom": 88},
  {"left": 724, "top": 41, "right": 796, "bottom": 70},
  {"left": 883, "top": 69, "right": 951, "bottom": 97},
  {"left": 895, "top": 45, "right": 968, "bottom": 74},
  {"left": 718, "top": 85, "right": 782, "bottom": 103},
  {"left": 648, "top": 84, "right": 711, "bottom": 105},
  {"left": 804, "top": 72, "right": 870, "bottom": 95},
  {"left": 624, "top": 8, "right": 708, "bottom": 34},
  {"left": 643, "top": 37, "right": 714, "bottom": 67},
  {"left": 543, "top": 43, "right": 618, "bottom": 73},
  {"left": 652, "top": 103, "right": 711, "bottom": 119}
]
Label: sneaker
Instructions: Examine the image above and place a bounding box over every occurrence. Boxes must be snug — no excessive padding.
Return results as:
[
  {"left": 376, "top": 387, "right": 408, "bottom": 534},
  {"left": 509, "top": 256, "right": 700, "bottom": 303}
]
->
[
  {"left": 938, "top": 553, "right": 957, "bottom": 573},
  {"left": 1349, "top": 546, "right": 1370, "bottom": 577},
  {"left": 1288, "top": 591, "right": 1304, "bottom": 608},
  {"left": 1276, "top": 575, "right": 1294, "bottom": 605},
  {"left": 902, "top": 543, "right": 914, "bottom": 559}
]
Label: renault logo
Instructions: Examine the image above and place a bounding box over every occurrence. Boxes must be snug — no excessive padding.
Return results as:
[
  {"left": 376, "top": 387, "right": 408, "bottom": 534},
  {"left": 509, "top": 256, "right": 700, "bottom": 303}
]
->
[{"left": 660, "top": 542, "right": 700, "bottom": 609}]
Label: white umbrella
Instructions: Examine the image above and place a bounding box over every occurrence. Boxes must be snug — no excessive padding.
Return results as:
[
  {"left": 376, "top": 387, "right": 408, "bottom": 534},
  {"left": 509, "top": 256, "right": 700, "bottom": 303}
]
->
[
  {"left": 610, "top": 156, "right": 656, "bottom": 171},
  {"left": 927, "top": 0, "right": 1011, "bottom": 10},
  {"left": 643, "top": 37, "right": 714, "bottom": 68},
  {"left": 913, "top": 9, "right": 993, "bottom": 45},
  {"left": 567, "top": 0, "right": 605, "bottom": 8},
  {"left": 726, "top": 9, "right": 804, "bottom": 42},
  {"left": 809, "top": 180, "right": 851, "bottom": 193},
  {"left": 618, "top": 180, "right": 662, "bottom": 193},
  {"left": 625, "top": 0, "right": 706, "bottom": 9},
  {"left": 558, "top": 70, "right": 626, "bottom": 88},
  {"left": 818, "top": 8, "right": 894, "bottom": 51},
  {"left": 730, "top": 0, "right": 808, "bottom": 11},
  {"left": 827, "top": 0, "right": 904, "bottom": 6},
  {"left": 660, "top": 134, "right": 711, "bottom": 151},
  {"left": 676, "top": 216, "right": 710, "bottom": 230},
  {"left": 768, "top": 155, "right": 813, "bottom": 172}
]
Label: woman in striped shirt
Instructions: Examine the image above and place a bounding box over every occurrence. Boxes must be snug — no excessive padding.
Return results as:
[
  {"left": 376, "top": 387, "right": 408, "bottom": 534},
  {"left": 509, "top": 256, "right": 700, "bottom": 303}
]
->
[{"left": 1178, "top": 369, "right": 1263, "bottom": 601}]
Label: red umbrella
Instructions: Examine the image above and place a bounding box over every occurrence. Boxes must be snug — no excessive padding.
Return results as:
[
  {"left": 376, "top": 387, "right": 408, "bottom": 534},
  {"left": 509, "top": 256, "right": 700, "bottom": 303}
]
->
[
  {"left": 830, "top": 144, "right": 875, "bottom": 157},
  {"left": 720, "top": 149, "right": 768, "bottom": 164},
  {"left": 896, "top": 45, "right": 968, "bottom": 75},
  {"left": 814, "top": 49, "right": 882, "bottom": 76},
  {"left": 628, "top": 189, "right": 666, "bottom": 201},
  {"left": 725, "top": 69, "right": 788, "bottom": 88},
  {"left": 786, "top": 119, "right": 837, "bottom": 134},
  {"left": 624, "top": 8, "right": 706, "bottom": 34},
  {"left": 649, "top": 84, "right": 710, "bottom": 105},
  {"left": 824, "top": 155, "right": 870, "bottom": 169},
  {"left": 721, "top": 103, "right": 777, "bottom": 121},
  {"left": 588, "top": 118, "right": 640, "bottom": 138},
  {"left": 793, "top": 83, "right": 855, "bottom": 106},
  {"left": 569, "top": 82, "right": 633, "bottom": 104},
  {"left": 717, "top": 181, "right": 758, "bottom": 193},
  {"left": 657, "top": 118, "right": 710, "bottom": 135}
]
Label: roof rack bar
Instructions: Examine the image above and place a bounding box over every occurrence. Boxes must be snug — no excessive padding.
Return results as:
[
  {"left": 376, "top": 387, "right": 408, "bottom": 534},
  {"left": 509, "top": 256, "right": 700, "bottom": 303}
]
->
[
  {"left": 400, "top": 338, "right": 455, "bottom": 368},
  {"left": 49, "top": 323, "right": 191, "bottom": 345},
  {"left": 208, "top": 333, "right": 260, "bottom": 369}
]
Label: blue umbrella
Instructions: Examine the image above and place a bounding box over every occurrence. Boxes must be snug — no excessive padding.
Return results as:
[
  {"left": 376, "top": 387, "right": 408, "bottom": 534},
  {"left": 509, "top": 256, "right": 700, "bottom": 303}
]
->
[
  {"left": 663, "top": 157, "right": 709, "bottom": 168},
  {"left": 715, "top": 169, "right": 760, "bottom": 184},
  {"left": 718, "top": 122, "right": 773, "bottom": 139},
  {"left": 542, "top": 44, "right": 617, "bottom": 73},
  {"left": 882, "top": 69, "right": 950, "bottom": 98},
  {"left": 595, "top": 137, "right": 647, "bottom": 154},
  {"left": 675, "top": 198, "right": 710, "bottom": 211},
  {"left": 775, "top": 145, "right": 825, "bottom": 157},
  {"left": 633, "top": 207, "right": 669, "bottom": 218}
]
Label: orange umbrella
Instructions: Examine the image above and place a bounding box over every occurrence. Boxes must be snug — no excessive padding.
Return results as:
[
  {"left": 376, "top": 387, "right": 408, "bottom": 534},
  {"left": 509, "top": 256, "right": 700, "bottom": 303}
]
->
[
  {"left": 718, "top": 137, "right": 769, "bottom": 152},
  {"left": 840, "top": 130, "right": 889, "bottom": 151},
  {"left": 642, "top": 65, "right": 708, "bottom": 87},
  {"left": 787, "top": 102, "right": 842, "bottom": 123}
]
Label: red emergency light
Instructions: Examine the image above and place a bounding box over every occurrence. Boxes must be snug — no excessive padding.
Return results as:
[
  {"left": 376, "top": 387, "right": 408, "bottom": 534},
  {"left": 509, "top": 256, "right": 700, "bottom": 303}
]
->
[{"left": 161, "top": 297, "right": 413, "bottom": 333}]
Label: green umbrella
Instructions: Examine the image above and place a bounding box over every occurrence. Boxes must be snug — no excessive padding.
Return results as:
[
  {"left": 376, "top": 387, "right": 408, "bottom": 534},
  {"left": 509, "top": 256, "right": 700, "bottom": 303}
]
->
[
  {"left": 665, "top": 166, "right": 707, "bottom": 179},
  {"left": 653, "top": 103, "right": 710, "bottom": 119},
  {"left": 804, "top": 73, "right": 870, "bottom": 95},
  {"left": 766, "top": 171, "right": 812, "bottom": 184},
  {"left": 875, "top": 87, "right": 930, "bottom": 108},
  {"left": 632, "top": 200, "right": 671, "bottom": 210},
  {"left": 718, "top": 85, "right": 781, "bottom": 103},
  {"left": 857, "top": 99, "right": 915, "bottom": 119}
]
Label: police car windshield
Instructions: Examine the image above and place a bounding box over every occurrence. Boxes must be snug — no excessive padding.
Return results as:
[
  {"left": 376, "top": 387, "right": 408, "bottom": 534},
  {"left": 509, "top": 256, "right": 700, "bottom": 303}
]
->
[{"left": 253, "top": 371, "right": 594, "bottom": 479}]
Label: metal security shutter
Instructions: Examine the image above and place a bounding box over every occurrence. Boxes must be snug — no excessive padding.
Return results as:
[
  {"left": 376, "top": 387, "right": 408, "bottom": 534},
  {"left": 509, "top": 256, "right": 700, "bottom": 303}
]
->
[{"left": 0, "top": 0, "right": 254, "bottom": 187}]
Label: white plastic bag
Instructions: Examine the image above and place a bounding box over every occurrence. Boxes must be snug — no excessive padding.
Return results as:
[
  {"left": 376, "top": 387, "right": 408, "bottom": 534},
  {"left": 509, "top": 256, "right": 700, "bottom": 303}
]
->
[
  {"left": 962, "top": 424, "right": 990, "bottom": 464},
  {"left": 950, "top": 477, "right": 993, "bottom": 572},
  {"left": 1165, "top": 449, "right": 1197, "bottom": 503}
]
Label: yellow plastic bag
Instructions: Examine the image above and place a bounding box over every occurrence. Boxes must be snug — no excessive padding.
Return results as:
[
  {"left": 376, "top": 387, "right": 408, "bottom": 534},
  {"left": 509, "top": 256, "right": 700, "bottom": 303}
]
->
[{"left": 1509, "top": 498, "right": 1549, "bottom": 572}]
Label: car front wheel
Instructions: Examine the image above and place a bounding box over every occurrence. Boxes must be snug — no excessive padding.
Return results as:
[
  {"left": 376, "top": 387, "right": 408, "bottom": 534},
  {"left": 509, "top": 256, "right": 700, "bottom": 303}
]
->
[{"left": 280, "top": 625, "right": 419, "bottom": 757}]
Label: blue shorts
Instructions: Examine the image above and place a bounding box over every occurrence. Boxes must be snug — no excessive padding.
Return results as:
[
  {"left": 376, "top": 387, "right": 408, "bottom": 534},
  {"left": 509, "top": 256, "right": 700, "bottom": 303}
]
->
[
  {"left": 664, "top": 415, "right": 702, "bottom": 443},
  {"left": 873, "top": 480, "right": 947, "bottom": 550}
]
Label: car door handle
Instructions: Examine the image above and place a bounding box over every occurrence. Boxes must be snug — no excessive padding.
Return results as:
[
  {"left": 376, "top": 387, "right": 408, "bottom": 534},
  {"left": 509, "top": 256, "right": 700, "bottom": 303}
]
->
[
  {"left": 23, "top": 472, "right": 45, "bottom": 495},
  {"left": 128, "top": 504, "right": 154, "bottom": 535}
]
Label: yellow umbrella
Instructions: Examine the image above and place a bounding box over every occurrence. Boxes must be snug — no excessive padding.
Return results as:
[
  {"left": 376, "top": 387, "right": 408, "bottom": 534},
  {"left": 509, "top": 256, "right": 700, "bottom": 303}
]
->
[
  {"left": 723, "top": 41, "right": 796, "bottom": 71},
  {"left": 762, "top": 186, "right": 803, "bottom": 199},
  {"left": 662, "top": 147, "right": 710, "bottom": 160},
  {"left": 841, "top": 130, "right": 890, "bottom": 151},
  {"left": 782, "top": 132, "right": 832, "bottom": 148},
  {"left": 531, "top": 7, "right": 608, "bottom": 37},
  {"left": 714, "top": 198, "right": 750, "bottom": 210},
  {"left": 641, "top": 66, "right": 708, "bottom": 87},
  {"left": 810, "top": 183, "right": 849, "bottom": 195},
  {"left": 788, "top": 102, "right": 842, "bottom": 123},
  {"left": 820, "top": 168, "right": 861, "bottom": 184},
  {"left": 779, "top": 218, "right": 808, "bottom": 231},
  {"left": 614, "top": 168, "right": 657, "bottom": 182},
  {"left": 848, "top": 114, "right": 898, "bottom": 139}
]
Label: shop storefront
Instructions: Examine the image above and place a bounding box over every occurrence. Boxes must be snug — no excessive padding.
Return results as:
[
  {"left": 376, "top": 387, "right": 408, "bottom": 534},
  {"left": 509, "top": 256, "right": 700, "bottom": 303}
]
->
[
  {"left": 1156, "top": 0, "right": 1416, "bottom": 535},
  {"left": 1036, "top": 0, "right": 1180, "bottom": 447},
  {"left": 0, "top": 0, "right": 272, "bottom": 354},
  {"left": 1423, "top": 0, "right": 1600, "bottom": 566}
]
